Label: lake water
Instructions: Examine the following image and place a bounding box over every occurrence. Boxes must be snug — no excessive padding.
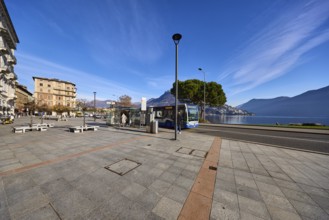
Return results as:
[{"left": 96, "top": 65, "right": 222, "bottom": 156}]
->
[{"left": 206, "top": 115, "right": 329, "bottom": 126}]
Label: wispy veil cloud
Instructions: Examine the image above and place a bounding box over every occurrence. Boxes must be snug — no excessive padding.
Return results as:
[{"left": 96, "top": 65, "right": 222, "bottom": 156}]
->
[{"left": 218, "top": 0, "right": 329, "bottom": 94}]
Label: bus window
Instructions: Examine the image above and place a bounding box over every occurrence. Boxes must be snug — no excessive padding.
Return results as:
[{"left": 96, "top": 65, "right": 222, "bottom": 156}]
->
[{"left": 188, "top": 107, "right": 199, "bottom": 121}]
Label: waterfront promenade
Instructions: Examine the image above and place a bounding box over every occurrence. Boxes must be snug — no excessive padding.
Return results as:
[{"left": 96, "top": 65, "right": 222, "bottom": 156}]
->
[{"left": 0, "top": 117, "right": 329, "bottom": 219}]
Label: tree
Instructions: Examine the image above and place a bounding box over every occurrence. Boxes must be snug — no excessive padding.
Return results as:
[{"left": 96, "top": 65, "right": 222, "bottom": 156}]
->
[
  {"left": 118, "top": 95, "right": 132, "bottom": 107},
  {"left": 37, "top": 103, "right": 50, "bottom": 124},
  {"left": 170, "top": 79, "right": 226, "bottom": 121},
  {"left": 52, "top": 104, "right": 69, "bottom": 117},
  {"left": 76, "top": 99, "right": 88, "bottom": 126}
]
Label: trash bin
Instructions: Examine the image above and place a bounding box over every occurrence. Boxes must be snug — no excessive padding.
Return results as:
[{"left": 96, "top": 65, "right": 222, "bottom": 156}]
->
[{"left": 151, "top": 120, "right": 158, "bottom": 134}]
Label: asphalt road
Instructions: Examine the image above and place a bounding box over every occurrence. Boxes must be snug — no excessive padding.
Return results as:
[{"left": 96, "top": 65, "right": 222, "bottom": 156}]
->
[{"left": 187, "top": 124, "right": 329, "bottom": 154}]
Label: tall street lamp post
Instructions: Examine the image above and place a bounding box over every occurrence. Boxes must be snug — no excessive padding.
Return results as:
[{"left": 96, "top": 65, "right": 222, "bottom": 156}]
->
[
  {"left": 93, "top": 92, "right": 96, "bottom": 122},
  {"left": 172, "top": 33, "right": 182, "bottom": 141},
  {"left": 198, "top": 68, "right": 206, "bottom": 121}
]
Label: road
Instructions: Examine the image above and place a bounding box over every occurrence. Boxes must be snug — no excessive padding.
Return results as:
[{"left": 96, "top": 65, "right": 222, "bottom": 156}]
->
[{"left": 187, "top": 124, "right": 329, "bottom": 154}]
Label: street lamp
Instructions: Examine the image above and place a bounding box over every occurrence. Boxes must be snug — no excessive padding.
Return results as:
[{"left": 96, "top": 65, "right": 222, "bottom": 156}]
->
[
  {"left": 172, "top": 33, "right": 182, "bottom": 140},
  {"left": 93, "top": 92, "right": 96, "bottom": 121},
  {"left": 198, "top": 68, "right": 206, "bottom": 121}
]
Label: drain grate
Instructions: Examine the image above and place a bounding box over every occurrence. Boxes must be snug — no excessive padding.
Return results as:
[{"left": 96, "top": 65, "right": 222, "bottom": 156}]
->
[
  {"left": 105, "top": 158, "right": 141, "bottom": 176},
  {"left": 176, "top": 147, "right": 207, "bottom": 158}
]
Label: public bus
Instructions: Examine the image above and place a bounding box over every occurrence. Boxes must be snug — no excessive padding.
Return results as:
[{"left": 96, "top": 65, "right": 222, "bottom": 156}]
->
[{"left": 151, "top": 104, "right": 199, "bottom": 129}]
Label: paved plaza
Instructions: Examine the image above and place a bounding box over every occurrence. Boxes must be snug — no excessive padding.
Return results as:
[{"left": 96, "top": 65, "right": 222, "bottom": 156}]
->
[{"left": 0, "top": 117, "right": 329, "bottom": 219}]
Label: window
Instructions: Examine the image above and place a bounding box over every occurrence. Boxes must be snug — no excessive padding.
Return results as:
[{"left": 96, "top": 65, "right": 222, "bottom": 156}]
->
[
  {"left": 155, "top": 110, "right": 163, "bottom": 118},
  {"left": 39, "top": 83, "right": 43, "bottom": 86},
  {"left": 40, "top": 88, "right": 43, "bottom": 92},
  {"left": 48, "top": 84, "right": 51, "bottom": 87}
]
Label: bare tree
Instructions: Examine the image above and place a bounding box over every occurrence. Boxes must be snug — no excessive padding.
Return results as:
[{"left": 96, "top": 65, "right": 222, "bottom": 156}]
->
[
  {"left": 118, "top": 95, "right": 132, "bottom": 107},
  {"left": 76, "top": 99, "right": 88, "bottom": 127}
]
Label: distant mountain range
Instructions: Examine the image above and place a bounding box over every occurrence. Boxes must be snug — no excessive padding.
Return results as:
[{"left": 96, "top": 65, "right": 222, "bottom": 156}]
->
[
  {"left": 238, "top": 85, "right": 329, "bottom": 117},
  {"left": 146, "top": 91, "right": 251, "bottom": 115},
  {"left": 91, "top": 91, "right": 251, "bottom": 115}
]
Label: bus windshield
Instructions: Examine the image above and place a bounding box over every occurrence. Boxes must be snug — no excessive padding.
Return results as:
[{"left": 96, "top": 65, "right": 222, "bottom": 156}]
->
[{"left": 187, "top": 106, "right": 199, "bottom": 121}]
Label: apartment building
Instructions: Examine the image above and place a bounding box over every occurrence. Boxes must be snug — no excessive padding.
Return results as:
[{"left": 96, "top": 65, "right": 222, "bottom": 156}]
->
[
  {"left": 15, "top": 84, "right": 33, "bottom": 114},
  {"left": 33, "top": 77, "right": 76, "bottom": 111},
  {"left": 0, "top": 0, "right": 19, "bottom": 115}
]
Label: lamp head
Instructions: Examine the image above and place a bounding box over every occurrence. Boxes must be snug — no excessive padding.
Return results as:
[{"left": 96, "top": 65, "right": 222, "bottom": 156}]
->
[
  {"left": 172, "top": 33, "right": 182, "bottom": 45},
  {"left": 198, "top": 68, "right": 202, "bottom": 71}
]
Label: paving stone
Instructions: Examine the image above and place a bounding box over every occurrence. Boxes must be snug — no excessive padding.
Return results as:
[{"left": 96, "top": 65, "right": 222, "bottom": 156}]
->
[
  {"left": 267, "top": 205, "right": 302, "bottom": 220},
  {"left": 115, "top": 202, "right": 150, "bottom": 220},
  {"left": 274, "top": 179, "right": 303, "bottom": 192},
  {"left": 240, "top": 211, "right": 268, "bottom": 220},
  {"left": 95, "top": 191, "right": 134, "bottom": 219},
  {"left": 298, "top": 183, "right": 329, "bottom": 198},
  {"left": 217, "top": 170, "right": 235, "bottom": 183},
  {"left": 19, "top": 204, "right": 60, "bottom": 220},
  {"left": 49, "top": 189, "right": 97, "bottom": 219},
  {"left": 40, "top": 178, "right": 74, "bottom": 199},
  {"left": 281, "top": 187, "right": 317, "bottom": 206},
  {"left": 3, "top": 173, "right": 36, "bottom": 197},
  {"left": 269, "top": 171, "right": 293, "bottom": 181},
  {"left": 7, "top": 186, "right": 49, "bottom": 219},
  {"left": 215, "top": 179, "right": 237, "bottom": 194},
  {"left": 238, "top": 195, "right": 271, "bottom": 219},
  {"left": 252, "top": 173, "right": 275, "bottom": 185},
  {"left": 256, "top": 181, "right": 285, "bottom": 197},
  {"left": 307, "top": 194, "right": 329, "bottom": 212},
  {"left": 260, "top": 191, "right": 297, "bottom": 213},
  {"left": 152, "top": 197, "right": 183, "bottom": 220},
  {"left": 290, "top": 199, "right": 329, "bottom": 220},
  {"left": 213, "top": 189, "right": 239, "bottom": 210},
  {"left": 174, "top": 175, "right": 194, "bottom": 191},
  {"left": 235, "top": 176, "right": 258, "bottom": 189},
  {"left": 237, "top": 184, "right": 263, "bottom": 201},
  {"left": 165, "top": 184, "right": 189, "bottom": 204},
  {"left": 149, "top": 179, "right": 172, "bottom": 196},
  {"left": 135, "top": 189, "right": 162, "bottom": 211},
  {"left": 211, "top": 200, "right": 240, "bottom": 220},
  {"left": 122, "top": 182, "right": 146, "bottom": 200}
]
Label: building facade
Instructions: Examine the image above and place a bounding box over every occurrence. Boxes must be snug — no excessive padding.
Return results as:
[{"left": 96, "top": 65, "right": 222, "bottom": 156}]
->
[
  {"left": 33, "top": 77, "right": 76, "bottom": 112},
  {"left": 0, "top": 0, "right": 19, "bottom": 115},
  {"left": 15, "top": 84, "right": 33, "bottom": 114}
]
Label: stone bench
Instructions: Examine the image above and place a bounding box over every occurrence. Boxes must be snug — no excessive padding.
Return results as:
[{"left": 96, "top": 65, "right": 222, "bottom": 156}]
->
[
  {"left": 69, "top": 126, "right": 99, "bottom": 133},
  {"left": 13, "top": 126, "right": 31, "bottom": 133},
  {"left": 13, "top": 125, "right": 48, "bottom": 133}
]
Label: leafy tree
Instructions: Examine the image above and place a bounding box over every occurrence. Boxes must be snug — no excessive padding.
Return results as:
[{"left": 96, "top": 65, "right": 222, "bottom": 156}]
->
[
  {"left": 52, "top": 104, "right": 69, "bottom": 117},
  {"left": 170, "top": 79, "right": 226, "bottom": 120},
  {"left": 37, "top": 103, "right": 50, "bottom": 124},
  {"left": 118, "top": 95, "right": 132, "bottom": 107}
]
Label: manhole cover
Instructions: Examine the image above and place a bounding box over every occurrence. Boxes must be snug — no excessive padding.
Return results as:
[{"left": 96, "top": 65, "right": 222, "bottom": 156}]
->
[
  {"left": 176, "top": 147, "right": 207, "bottom": 158},
  {"left": 105, "top": 159, "right": 141, "bottom": 176},
  {"left": 191, "top": 150, "right": 208, "bottom": 158},
  {"left": 176, "top": 147, "right": 193, "bottom": 155}
]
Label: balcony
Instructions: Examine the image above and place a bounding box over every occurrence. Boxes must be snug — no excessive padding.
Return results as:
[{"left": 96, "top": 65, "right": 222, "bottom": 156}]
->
[
  {"left": 0, "top": 27, "right": 16, "bottom": 49},
  {"left": 5, "top": 54, "right": 16, "bottom": 64},
  {"left": 1, "top": 90, "right": 8, "bottom": 97},
  {"left": 0, "top": 66, "right": 10, "bottom": 73}
]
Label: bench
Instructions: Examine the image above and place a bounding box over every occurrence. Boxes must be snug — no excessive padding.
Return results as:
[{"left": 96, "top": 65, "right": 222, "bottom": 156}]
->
[
  {"left": 69, "top": 126, "right": 84, "bottom": 133},
  {"left": 42, "top": 116, "right": 60, "bottom": 121},
  {"left": 69, "top": 126, "right": 99, "bottom": 133},
  {"left": 85, "top": 126, "right": 99, "bottom": 131},
  {"left": 31, "top": 124, "right": 48, "bottom": 131},
  {"left": 13, "top": 124, "right": 48, "bottom": 133},
  {"left": 13, "top": 126, "right": 31, "bottom": 133}
]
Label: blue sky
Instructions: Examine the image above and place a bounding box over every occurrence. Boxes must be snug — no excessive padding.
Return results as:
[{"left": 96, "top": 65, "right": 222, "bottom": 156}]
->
[{"left": 6, "top": 0, "right": 329, "bottom": 106}]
